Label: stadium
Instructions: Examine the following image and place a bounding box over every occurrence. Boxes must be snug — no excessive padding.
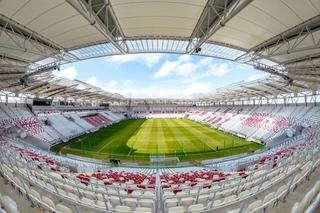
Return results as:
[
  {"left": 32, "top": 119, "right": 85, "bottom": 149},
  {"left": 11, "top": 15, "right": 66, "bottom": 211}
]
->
[{"left": 0, "top": 0, "right": 320, "bottom": 213}]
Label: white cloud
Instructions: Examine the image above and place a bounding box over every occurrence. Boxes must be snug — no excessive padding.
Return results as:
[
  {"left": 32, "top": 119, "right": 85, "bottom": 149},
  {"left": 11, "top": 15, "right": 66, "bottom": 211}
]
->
[
  {"left": 183, "top": 63, "right": 230, "bottom": 83},
  {"left": 182, "top": 82, "right": 214, "bottom": 97},
  {"left": 175, "top": 62, "right": 197, "bottom": 77},
  {"left": 105, "top": 53, "right": 163, "bottom": 67},
  {"left": 153, "top": 55, "right": 213, "bottom": 79},
  {"left": 53, "top": 66, "right": 77, "bottom": 80},
  {"left": 123, "top": 80, "right": 133, "bottom": 86},
  {"left": 86, "top": 76, "right": 98, "bottom": 86},
  {"left": 205, "top": 63, "right": 230, "bottom": 77},
  {"left": 102, "top": 81, "right": 215, "bottom": 99},
  {"left": 153, "top": 60, "right": 177, "bottom": 78},
  {"left": 107, "top": 80, "right": 118, "bottom": 88},
  {"left": 177, "top": 55, "right": 192, "bottom": 63}
]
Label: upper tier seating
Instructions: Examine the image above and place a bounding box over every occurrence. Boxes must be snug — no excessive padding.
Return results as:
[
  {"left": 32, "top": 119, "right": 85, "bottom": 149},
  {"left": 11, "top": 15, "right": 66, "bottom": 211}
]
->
[
  {"left": 100, "top": 111, "right": 125, "bottom": 122},
  {"left": 31, "top": 107, "right": 124, "bottom": 143},
  {"left": 188, "top": 106, "right": 319, "bottom": 143},
  {"left": 48, "top": 114, "right": 84, "bottom": 139},
  {"left": 0, "top": 105, "right": 59, "bottom": 144},
  {"left": 84, "top": 114, "right": 112, "bottom": 127},
  {"left": 33, "top": 108, "right": 60, "bottom": 116},
  {"left": 67, "top": 113, "right": 95, "bottom": 131}
]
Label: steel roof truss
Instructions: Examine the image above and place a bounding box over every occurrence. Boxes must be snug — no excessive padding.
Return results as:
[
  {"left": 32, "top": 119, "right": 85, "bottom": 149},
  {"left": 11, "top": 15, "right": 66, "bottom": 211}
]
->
[
  {"left": 247, "top": 15, "right": 320, "bottom": 61},
  {"left": 187, "top": 0, "right": 253, "bottom": 53},
  {"left": 66, "top": 0, "right": 128, "bottom": 54},
  {"left": 0, "top": 14, "right": 62, "bottom": 58}
]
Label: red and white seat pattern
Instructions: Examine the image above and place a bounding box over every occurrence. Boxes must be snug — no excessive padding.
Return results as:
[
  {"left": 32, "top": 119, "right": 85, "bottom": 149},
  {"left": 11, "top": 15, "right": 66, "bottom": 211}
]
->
[
  {"left": 0, "top": 117, "right": 44, "bottom": 135},
  {"left": 0, "top": 105, "right": 62, "bottom": 144},
  {"left": 188, "top": 106, "right": 319, "bottom": 142},
  {"left": 159, "top": 143, "right": 305, "bottom": 196},
  {"left": 99, "top": 111, "right": 121, "bottom": 122},
  {"left": 77, "top": 171, "right": 156, "bottom": 189},
  {"left": 160, "top": 170, "right": 231, "bottom": 190},
  {"left": 10, "top": 144, "right": 60, "bottom": 172},
  {"left": 243, "top": 112, "right": 269, "bottom": 128},
  {"left": 84, "top": 114, "right": 112, "bottom": 127}
]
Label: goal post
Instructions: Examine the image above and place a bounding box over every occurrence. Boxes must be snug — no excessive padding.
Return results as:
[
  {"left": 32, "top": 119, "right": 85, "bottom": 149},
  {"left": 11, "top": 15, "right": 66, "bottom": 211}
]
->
[{"left": 149, "top": 154, "right": 179, "bottom": 166}]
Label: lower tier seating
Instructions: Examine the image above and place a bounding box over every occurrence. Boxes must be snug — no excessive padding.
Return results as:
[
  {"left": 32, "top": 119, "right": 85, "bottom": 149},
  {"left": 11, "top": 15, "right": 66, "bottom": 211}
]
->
[{"left": 0, "top": 128, "right": 319, "bottom": 213}]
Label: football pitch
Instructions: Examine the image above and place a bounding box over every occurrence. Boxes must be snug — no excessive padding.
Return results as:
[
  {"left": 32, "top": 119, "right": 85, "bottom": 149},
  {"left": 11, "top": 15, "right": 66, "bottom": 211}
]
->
[{"left": 51, "top": 118, "right": 264, "bottom": 162}]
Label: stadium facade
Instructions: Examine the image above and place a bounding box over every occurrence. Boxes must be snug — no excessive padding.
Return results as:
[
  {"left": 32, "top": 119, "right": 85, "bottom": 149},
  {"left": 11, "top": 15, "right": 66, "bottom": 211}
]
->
[{"left": 0, "top": 0, "right": 320, "bottom": 213}]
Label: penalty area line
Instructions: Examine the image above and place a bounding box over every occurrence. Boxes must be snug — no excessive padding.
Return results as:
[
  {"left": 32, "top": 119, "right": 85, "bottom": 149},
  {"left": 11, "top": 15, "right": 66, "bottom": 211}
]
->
[
  {"left": 204, "top": 141, "right": 216, "bottom": 151},
  {"left": 127, "top": 148, "right": 134, "bottom": 156}
]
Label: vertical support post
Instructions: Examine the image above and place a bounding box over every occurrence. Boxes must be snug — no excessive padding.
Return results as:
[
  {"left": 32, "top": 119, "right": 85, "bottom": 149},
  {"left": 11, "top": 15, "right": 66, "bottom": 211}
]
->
[{"left": 305, "top": 95, "right": 307, "bottom": 107}]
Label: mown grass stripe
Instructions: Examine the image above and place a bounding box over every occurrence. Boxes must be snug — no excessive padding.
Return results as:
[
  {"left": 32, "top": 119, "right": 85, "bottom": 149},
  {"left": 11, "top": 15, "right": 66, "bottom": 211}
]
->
[{"left": 51, "top": 118, "right": 264, "bottom": 162}]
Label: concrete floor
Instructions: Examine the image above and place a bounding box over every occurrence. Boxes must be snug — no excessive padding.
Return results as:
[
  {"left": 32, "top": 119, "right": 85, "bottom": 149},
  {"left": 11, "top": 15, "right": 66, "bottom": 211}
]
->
[
  {"left": 269, "top": 167, "right": 320, "bottom": 213},
  {"left": 0, "top": 177, "right": 43, "bottom": 213}
]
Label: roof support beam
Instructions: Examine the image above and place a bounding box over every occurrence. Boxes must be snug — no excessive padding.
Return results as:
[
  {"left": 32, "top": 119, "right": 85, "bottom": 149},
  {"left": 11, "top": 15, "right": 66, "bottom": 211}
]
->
[
  {"left": 0, "top": 54, "right": 29, "bottom": 74},
  {"left": 241, "top": 86, "right": 273, "bottom": 97},
  {"left": 0, "top": 14, "right": 63, "bottom": 58},
  {"left": 0, "top": 53, "right": 32, "bottom": 65},
  {"left": 40, "top": 87, "right": 65, "bottom": 95},
  {"left": 247, "top": 92, "right": 266, "bottom": 99},
  {"left": 18, "top": 82, "right": 49, "bottom": 93},
  {"left": 22, "top": 62, "right": 60, "bottom": 80},
  {"left": 0, "top": 71, "right": 25, "bottom": 75},
  {"left": 289, "top": 73, "right": 320, "bottom": 79},
  {"left": 290, "top": 82, "right": 312, "bottom": 90},
  {"left": 288, "top": 75, "right": 320, "bottom": 84},
  {"left": 263, "top": 83, "right": 292, "bottom": 94},
  {"left": 187, "top": 0, "right": 253, "bottom": 53},
  {"left": 254, "top": 15, "right": 320, "bottom": 54},
  {"left": 258, "top": 85, "right": 281, "bottom": 96},
  {"left": 288, "top": 67, "right": 320, "bottom": 75},
  {"left": 66, "top": 0, "right": 128, "bottom": 54},
  {"left": 44, "top": 89, "right": 67, "bottom": 98},
  {"left": 282, "top": 52, "right": 320, "bottom": 66},
  {"left": 283, "top": 53, "right": 320, "bottom": 75},
  {"left": 0, "top": 80, "right": 20, "bottom": 91},
  {"left": 245, "top": 91, "right": 266, "bottom": 98},
  {"left": 46, "top": 84, "right": 80, "bottom": 97},
  {"left": 59, "top": 89, "right": 86, "bottom": 97},
  {"left": 85, "top": 94, "right": 103, "bottom": 99},
  {"left": 240, "top": 15, "right": 320, "bottom": 62},
  {"left": 76, "top": 92, "right": 99, "bottom": 98},
  {"left": 253, "top": 63, "right": 292, "bottom": 83}
]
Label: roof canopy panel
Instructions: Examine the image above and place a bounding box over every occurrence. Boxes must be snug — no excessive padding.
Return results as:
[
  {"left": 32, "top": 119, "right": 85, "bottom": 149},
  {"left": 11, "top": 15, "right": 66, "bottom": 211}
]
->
[
  {"left": 209, "top": 0, "right": 320, "bottom": 50},
  {"left": 111, "top": 0, "right": 207, "bottom": 37},
  {"left": 0, "top": 0, "right": 107, "bottom": 49}
]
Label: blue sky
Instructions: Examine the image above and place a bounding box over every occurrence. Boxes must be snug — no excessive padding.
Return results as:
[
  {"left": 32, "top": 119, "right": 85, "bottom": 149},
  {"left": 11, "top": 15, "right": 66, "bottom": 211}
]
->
[{"left": 54, "top": 54, "right": 269, "bottom": 98}]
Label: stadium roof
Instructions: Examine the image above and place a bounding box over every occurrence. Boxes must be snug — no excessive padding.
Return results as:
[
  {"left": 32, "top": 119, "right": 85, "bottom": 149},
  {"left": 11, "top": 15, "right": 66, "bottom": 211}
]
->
[
  {"left": 0, "top": 0, "right": 320, "bottom": 101},
  {"left": 2, "top": 73, "right": 124, "bottom": 102}
]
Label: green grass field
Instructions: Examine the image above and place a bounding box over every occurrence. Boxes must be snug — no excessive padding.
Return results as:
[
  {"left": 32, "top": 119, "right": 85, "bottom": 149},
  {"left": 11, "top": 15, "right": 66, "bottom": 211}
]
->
[{"left": 51, "top": 118, "right": 264, "bottom": 163}]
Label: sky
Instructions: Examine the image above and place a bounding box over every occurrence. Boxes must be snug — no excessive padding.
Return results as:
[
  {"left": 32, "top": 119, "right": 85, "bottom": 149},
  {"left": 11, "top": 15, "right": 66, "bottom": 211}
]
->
[{"left": 53, "top": 53, "right": 269, "bottom": 99}]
